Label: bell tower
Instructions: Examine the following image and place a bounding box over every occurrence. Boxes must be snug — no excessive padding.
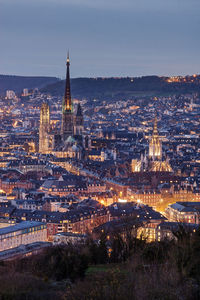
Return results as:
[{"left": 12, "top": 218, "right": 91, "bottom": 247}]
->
[{"left": 74, "top": 103, "right": 84, "bottom": 136}]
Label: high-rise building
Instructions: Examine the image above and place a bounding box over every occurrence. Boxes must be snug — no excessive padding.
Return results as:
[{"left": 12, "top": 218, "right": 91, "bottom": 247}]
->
[
  {"left": 39, "top": 102, "right": 50, "bottom": 153},
  {"left": 61, "top": 53, "right": 74, "bottom": 141}
]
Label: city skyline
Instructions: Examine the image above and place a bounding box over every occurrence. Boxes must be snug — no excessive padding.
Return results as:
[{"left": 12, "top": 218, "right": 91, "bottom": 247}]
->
[
  {"left": 1, "top": 0, "right": 200, "bottom": 77},
  {"left": 0, "top": 0, "right": 200, "bottom": 296}
]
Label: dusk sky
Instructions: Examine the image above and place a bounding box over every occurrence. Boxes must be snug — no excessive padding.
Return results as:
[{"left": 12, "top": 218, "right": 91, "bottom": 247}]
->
[{"left": 1, "top": 0, "right": 200, "bottom": 78}]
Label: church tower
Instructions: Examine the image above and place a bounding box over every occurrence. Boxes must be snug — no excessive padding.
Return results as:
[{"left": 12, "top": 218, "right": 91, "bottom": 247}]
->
[
  {"left": 149, "top": 115, "right": 162, "bottom": 160},
  {"left": 39, "top": 102, "right": 50, "bottom": 153},
  {"left": 61, "top": 53, "right": 74, "bottom": 141},
  {"left": 74, "top": 103, "right": 84, "bottom": 136}
]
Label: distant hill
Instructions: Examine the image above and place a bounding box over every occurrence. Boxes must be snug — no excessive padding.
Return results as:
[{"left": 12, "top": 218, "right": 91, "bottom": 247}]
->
[
  {"left": 1, "top": 74, "right": 199, "bottom": 100},
  {"left": 0, "top": 75, "right": 60, "bottom": 96},
  {"left": 41, "top": 75, "right": 200, "bottom": 100}
]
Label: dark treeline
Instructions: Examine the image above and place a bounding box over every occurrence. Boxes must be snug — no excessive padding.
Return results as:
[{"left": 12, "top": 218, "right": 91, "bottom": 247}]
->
[
  {"left": 41, "top": 76, "right": 200, "bottom": 100},
  {"left": 1, "top": 74, "right": 200, "bottom": 99},
  {"left": 1, "top": 224, "right": 200, "bottom": 299}
]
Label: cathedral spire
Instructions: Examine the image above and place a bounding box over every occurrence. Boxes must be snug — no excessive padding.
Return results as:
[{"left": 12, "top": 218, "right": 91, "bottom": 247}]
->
[
  {"left": 153, "top": 114, "right": 158, "bottom": 136},
  {"left": 61, "top": 53, "right": 74, "bottom": 139},
  {"left": 67, "top": 50, "right": 70, "bottom": 63},
  {"left": 63, "top": 51, "right": 72, "bottom": 112},
  {"left": 149, "top": 113, "right": 162, "bottom": 160}
]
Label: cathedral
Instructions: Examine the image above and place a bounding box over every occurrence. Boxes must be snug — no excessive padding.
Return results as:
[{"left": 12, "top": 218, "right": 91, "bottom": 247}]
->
[
  {"left": 148, "top": 116, "right": 162, "bottom": 160},
  {"left": 132, "top": 116, "right": 172, "bottom": 173},
  {"left": 39, "top": 102, "right": 50, "bottom": 153},
  {"left": 39, "top": 54, "right": 84, "bottom": 159}
]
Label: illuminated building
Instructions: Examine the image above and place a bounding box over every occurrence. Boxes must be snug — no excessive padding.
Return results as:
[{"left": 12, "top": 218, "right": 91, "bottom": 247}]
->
[
  {"left": 74, "top": 103, "right": 84, "bottom": 136},
  {"left": 39, "top": 102, "right": 50, "bottom": 153},
  {"left": 0, "top": 177, "right": 33, "bottom": 194},
  {"left": 64, "top": 207, "right": 110, "bottom": 235},
  {"left": 61, "top": 53, "right": 84, "bottom": 142},
  {"left": 38, "top": 53, "right": 85, "bottom": 159},
  {"left": 6, "top": 90, "right": 15, "bottom": 100},
  {"left": 131, "top": 191, "right": 162, "bottom": 208},
  {"left": 149, "top": 116, "right": 162, "bottom": 160},
  {"left": 22, "top": 88, "right": 29, "bottom": 96},
  {"left": 0, "top": 221, "right": 47, "bottom": 251},
  {"left": 165, "top": 202, "right": 200, "bottom": 224},
  {"left": 61, "top": 53, "right": 74, "bottom": 140},
  {"left": 131, "top": 159, "right": 142, "bottom": 172},
  {"left": 132, "top": 115, "right": 172, "bottom": 173},
  {"left": 148, "top": 116, "right": 172, "bottom": 172}
]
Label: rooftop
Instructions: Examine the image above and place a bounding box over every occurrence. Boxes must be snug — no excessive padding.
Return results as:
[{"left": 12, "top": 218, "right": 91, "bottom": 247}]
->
[{"left": 0, "top": 221, "right": 45, "bottom": 236}]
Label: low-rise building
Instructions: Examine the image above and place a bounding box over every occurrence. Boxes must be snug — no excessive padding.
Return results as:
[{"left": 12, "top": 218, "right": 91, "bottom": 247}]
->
[
  {"left": 165, "top": 202, "right": 200, "bottom": 224},
  {"left": 0, "top": 221, "right": 47, "bottom": 251},
  {"left": 131, "top": 190, "right": 162, "bottom": 208},
  {"left": 156, "top": 222, "right": 199, "bottom": 241},
  {"left": 0, "top": 242, "right": 51, "bottom": 261},
  {"left": 53, "top": 232, "right": 87, "bottom": 245}
]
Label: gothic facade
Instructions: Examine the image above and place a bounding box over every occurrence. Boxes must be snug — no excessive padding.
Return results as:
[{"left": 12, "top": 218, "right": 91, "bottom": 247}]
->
[
  {"left": 39, "top": 102, "right": 50, "bottom": 153},
  {"left": 39, "top": 54, "right": 84, "bottom": 159},
  {"left": 132, "top": 116, "right": 172, "bottom": 173}
]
